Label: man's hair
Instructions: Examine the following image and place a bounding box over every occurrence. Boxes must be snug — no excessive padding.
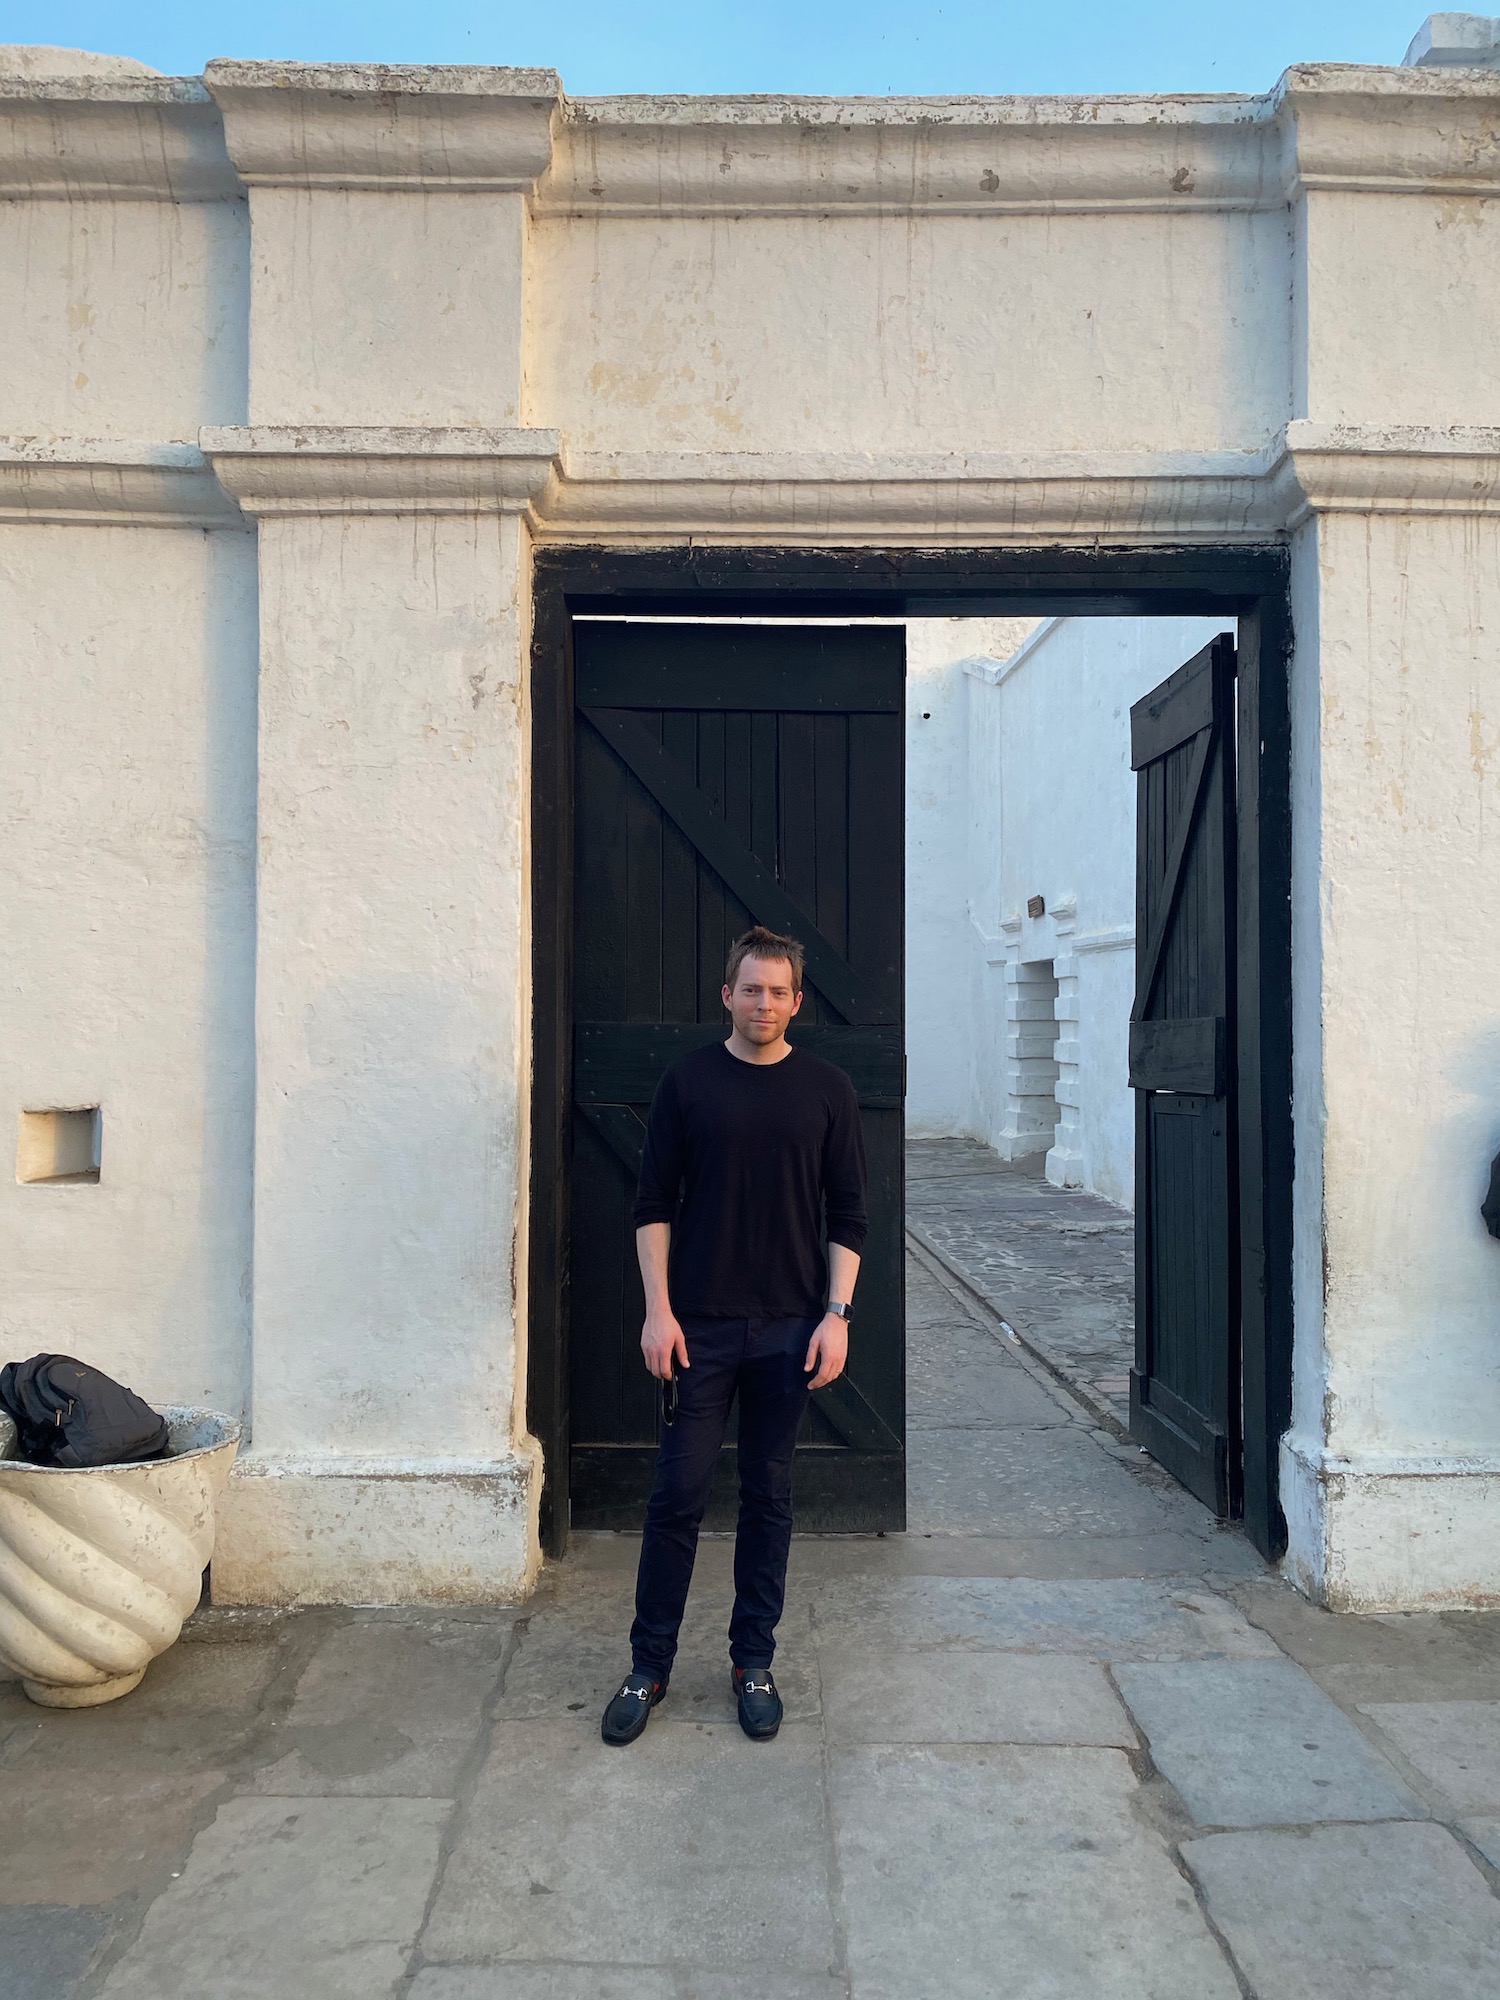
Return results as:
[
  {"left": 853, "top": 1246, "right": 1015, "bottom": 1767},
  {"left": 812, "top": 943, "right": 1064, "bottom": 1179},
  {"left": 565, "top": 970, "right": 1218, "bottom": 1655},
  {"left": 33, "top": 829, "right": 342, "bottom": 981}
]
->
[{"left": 724, "top": 926, "right": 805, "bottom": 996}]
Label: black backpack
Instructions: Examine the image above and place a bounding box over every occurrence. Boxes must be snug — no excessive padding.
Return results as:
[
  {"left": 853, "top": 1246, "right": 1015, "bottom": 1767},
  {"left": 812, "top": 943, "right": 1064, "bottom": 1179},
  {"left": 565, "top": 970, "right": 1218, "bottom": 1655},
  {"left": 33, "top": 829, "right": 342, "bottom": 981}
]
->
[{"left": 0, "top": 1354, "right": 170, "bottom": 1469}]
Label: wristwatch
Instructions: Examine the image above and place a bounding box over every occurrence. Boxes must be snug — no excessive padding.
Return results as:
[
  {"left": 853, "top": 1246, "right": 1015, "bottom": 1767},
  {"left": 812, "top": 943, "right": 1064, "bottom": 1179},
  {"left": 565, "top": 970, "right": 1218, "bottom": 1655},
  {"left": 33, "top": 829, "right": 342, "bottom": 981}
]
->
[{"left": 826, "top": 1299, "right": 853, "bottom": 1321}]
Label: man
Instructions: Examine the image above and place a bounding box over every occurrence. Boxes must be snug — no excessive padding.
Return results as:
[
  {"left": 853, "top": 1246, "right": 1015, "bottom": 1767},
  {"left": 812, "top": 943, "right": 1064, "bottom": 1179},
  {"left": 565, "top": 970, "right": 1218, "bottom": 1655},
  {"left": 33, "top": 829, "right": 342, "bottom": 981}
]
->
[{"left": 601, "top": 925, "right": 867, "bottom": 1746}]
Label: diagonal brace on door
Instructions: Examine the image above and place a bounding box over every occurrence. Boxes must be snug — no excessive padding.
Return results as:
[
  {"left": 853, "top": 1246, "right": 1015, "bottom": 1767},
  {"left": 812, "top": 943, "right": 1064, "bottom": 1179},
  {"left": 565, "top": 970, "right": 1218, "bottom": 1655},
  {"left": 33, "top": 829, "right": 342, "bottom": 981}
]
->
[
  {"left": 1132, "top": 723, "right": 1214, "bottom": 1025},
  {"left": 581, "top": 705, "right": 876, "bottom": 1026}
]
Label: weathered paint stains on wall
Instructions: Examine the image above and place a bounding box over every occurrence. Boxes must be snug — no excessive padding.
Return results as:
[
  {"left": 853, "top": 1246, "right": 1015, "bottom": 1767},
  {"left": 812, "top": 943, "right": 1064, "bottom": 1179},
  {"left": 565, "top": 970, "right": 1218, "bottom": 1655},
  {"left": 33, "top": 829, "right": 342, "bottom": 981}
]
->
[
  {"left": 0, "top": 523, "right": 258, "bottom": 1415},
  {"left": 2, "top": 53, "right": 1500, "bottom": 1606},
  {"left": 1283, "top": 509, "right": 1500, "bottom": 1608},
  {"left": 529, "top": 210, "right": 1291, "bottom": 454}
]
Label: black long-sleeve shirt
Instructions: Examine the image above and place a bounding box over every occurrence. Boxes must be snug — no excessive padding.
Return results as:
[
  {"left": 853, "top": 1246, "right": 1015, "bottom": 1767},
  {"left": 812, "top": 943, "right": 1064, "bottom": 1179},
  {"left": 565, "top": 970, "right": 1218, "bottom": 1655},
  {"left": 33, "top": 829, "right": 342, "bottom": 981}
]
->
[{"left": 633, "top": 1041, "right": 868, "bottom": 1318}]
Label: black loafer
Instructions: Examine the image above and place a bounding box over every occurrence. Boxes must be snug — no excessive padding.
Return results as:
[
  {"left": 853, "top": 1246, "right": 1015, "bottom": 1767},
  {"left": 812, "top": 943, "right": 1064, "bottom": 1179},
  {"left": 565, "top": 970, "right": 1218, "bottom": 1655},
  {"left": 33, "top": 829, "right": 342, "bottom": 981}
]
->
[
  {"left": 601, "top": 1672, "right": 667, "bottom": 1746},
  {"left": 732, "top": 1665, "right": 783, "bottom": 1740}
]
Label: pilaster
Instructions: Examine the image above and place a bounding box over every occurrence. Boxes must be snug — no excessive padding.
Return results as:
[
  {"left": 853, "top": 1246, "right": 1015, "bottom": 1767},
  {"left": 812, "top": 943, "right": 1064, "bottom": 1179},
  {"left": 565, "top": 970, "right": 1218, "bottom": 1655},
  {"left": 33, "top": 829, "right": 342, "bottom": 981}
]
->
[
  {"left": 199, "top": 64, "right": 564, "bottom": 1604},
  {"left": 206, "top": 62, "right": 560, "bottom": 429}
]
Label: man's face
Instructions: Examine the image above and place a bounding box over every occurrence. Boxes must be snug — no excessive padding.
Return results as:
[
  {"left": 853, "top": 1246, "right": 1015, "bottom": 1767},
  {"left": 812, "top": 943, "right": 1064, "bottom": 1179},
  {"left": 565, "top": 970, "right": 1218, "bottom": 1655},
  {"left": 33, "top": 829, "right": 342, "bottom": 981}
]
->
[{"left": 723, "top": 955, "right": 803, "bottom": 1044}]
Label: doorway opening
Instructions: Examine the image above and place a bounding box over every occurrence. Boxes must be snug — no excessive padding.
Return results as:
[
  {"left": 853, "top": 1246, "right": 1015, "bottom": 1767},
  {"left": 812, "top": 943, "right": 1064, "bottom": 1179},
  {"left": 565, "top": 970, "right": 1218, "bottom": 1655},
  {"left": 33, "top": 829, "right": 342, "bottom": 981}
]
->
[
  {"left": 998, "top": 957, "right": 1060, "bottom": 1167},
  {"left": 528, "top": 550, "right": 1293, "bottom": 1566}
]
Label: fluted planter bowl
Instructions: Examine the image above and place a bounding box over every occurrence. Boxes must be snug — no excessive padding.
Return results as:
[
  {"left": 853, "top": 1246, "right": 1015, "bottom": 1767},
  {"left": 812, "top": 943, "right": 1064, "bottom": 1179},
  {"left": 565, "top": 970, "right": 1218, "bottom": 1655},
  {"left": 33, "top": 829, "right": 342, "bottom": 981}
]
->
[{"left": 0, "top": 1407, "right": 241, "bottom": 1707}]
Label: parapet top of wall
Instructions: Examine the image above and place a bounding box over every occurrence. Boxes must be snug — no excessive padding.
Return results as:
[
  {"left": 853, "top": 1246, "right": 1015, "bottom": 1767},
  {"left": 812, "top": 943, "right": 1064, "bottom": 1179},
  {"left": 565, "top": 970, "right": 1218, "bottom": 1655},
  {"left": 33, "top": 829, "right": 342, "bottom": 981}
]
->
[
  {"left": 543, "top": 87, "right": 1271, "bottom": 215},
  {"left": 1276, "top": 59, "right": 1500, "bottom": 195},
  {"left": 2, "top": 54, "right": 1497, "bottom": 206},
  {"left": 202, "top": 60, "right": 562, "bottom": 191},
  {"left": 541, "top": 63, "right": 1500, "bottom": 214},
  {"left": 0, "top": 71, "right": 238, "bottom": 199}
]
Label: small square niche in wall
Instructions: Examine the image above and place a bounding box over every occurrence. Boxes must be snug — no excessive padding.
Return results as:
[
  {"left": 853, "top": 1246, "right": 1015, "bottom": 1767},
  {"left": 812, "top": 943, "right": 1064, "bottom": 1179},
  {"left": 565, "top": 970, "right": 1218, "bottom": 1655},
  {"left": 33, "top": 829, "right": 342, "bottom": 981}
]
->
[{"left": 16, "top": 1107, "right": 101, "bottom": 1185}]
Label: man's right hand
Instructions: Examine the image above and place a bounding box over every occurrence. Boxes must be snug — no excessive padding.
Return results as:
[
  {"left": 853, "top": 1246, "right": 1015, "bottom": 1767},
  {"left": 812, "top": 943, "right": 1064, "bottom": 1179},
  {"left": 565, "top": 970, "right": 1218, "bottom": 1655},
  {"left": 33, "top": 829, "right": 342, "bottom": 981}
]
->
[{"left": 641, "top": 1308, "right": 689, "bottom": 1381}]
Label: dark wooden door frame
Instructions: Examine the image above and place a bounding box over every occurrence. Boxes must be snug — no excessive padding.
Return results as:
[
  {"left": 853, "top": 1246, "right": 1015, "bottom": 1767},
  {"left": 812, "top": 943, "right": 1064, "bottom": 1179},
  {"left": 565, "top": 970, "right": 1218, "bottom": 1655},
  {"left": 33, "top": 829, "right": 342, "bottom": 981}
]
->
[{"left": 529, "top": 546, "right": 1295, "bottom": 1563}]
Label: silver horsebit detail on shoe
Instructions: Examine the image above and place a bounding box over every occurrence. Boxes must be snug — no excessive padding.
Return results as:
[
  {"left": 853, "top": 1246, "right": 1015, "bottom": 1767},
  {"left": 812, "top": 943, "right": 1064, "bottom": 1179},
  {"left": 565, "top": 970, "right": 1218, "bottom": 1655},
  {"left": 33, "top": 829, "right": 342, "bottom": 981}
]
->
[{"left": 742, "top": 1677, "right": 773, "bottom": 1695}]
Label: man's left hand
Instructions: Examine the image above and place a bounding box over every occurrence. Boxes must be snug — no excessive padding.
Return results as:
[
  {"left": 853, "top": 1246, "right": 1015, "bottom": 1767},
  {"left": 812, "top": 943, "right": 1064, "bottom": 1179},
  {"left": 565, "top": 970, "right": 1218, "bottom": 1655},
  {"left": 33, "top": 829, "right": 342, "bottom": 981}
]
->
[{"left": 804, "top": 1313, "right": 849, "bottom": 1392}]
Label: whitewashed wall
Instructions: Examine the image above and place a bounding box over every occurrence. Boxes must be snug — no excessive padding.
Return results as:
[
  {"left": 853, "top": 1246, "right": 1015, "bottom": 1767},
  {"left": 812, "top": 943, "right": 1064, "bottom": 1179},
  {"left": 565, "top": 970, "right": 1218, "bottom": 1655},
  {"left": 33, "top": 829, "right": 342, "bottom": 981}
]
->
[
  {"left": 904, "top": 618, "right": 1036, "bottom": 1136},
  {"left": 1282, "top": 509, "right": 1500, "bottom": 1608},
  {"left": 0, "top": 65, "right": 256, "bottom": 1429},
  {"left": 0, "top": 524, "right": 257, "bottom": 1411},
  {"left": 906, "top": 616, "right": 1230, "bottom": 1211},
  {"left": 3, "top": 51, "right": 1500, "bottom": 1608}
]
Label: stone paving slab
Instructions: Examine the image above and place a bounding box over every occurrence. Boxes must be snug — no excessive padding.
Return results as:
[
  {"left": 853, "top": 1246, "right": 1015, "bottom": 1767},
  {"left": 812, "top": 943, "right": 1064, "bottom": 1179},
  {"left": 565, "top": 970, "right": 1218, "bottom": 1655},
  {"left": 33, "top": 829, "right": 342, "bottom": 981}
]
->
[
  {"left": 1, "top": 1638, "right": 279, "bottom": 1776},
  {"left": 567, "top": 1525, "right": 1263, "bottom": 1589},
  {"left": 906, "top": 1272, "right": 1073, "bottom": 1431},
  {"left": 0, "top": 1769, "right": 226, "bottom": 1905},
  {"left": 248, "top": 1614, "right": 506, "bottom": 1797},
  {"left": 0, "top": 1904, "right": 109, "bottom": 2000},
  {"left": 832, "top": 1743, "right": 1241, "bottom": 2000},
  {"left": 98, "top": 1796, "right": 451, "bottom": 2000},
  {"left": 411, "top": 1970, "right": 846, "bottom": 1999},
  {"left": 1461, "top": 1817, "right": 1500, "bottom": 1868},
  {"left": 907, "top": 1325, "right": 1074, "bottom": 1430},
  {"left": 1183, "top": 1821, "right": 1500, "bottom": 1998},
  {"left": 794, "top": 1528, "right": 1262, "bottom": 1581},
  {"left": 907, "top": 1423, "right": 1182, "bottom": 1537},
  {"left": 811, "top": 1574, "right": 1283, "bottom": 1660},
  {"left": 495, "top": 1586, "right": 820, "bottom": 1725},
  {"left": 1115, "top": 1658, "right": 1427, "bottom": 1827},
  {"left": 423, "top": 1718, "right": 837, "bottom": 1972},
  {"left": 1360, "top": 1700, "right": 1500, "bottom": 1814},
  {"left": 1224, "top": 1580, "right": 1500, "bottom": 1702},
  {"left": 906, "top": 1140, "right": 1134, "bottom": 1424},
  {"left": 819, "top": 1646, "right": 1134, "bottom": 1746}
]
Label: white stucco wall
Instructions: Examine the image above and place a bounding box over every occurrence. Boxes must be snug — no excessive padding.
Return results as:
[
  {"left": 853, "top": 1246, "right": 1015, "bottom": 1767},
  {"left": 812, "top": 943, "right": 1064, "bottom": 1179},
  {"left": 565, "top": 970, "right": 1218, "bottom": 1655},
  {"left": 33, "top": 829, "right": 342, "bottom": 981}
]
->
[
  {"left": 530, "top": 207, "right": 1291, "bottom": 456},
  {"left": 1283, "top": 509, "right": 1500, "bottom": 1608},
  {"left": 0, "top": 522, "right": 257, "bottom": 1412},
  {"left": 4, "top": 52, "right": 1500, "bottom": 1608},
  {"left": 904, "top": 618, "right": 1037, "bottom": 1137},
  {"left": 905, "top": 615, "right": 1231, "bottom": 1210},
  {"left": 0, "top": 195, "right": 249, "bottom": 437}
]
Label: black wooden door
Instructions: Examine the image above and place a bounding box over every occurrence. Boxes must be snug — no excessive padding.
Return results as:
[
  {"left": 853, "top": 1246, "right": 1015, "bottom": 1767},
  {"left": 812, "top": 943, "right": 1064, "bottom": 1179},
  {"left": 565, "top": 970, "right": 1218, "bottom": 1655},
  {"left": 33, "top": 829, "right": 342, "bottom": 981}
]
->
[
  {"left": 1129, "top": 634, "right": 1240, "bottom": 1516},
  {"left": 568, "top": 622, "right": 905, "bottom": 1532}
]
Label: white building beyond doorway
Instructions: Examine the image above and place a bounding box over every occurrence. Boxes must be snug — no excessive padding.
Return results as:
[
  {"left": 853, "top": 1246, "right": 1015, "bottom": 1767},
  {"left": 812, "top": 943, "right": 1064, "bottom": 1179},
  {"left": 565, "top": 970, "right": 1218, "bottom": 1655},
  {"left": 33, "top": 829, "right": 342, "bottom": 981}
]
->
[{"left": 906, "top": 616, "right": 1230, "bottom": 1212}]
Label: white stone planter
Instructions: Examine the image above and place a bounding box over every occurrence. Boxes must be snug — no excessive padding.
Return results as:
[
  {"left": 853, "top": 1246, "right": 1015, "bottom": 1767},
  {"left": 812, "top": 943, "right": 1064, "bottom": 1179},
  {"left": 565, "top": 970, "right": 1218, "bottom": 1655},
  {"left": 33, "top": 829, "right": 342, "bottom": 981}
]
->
[{"left": 0, "top": 1407, "right": 241, "bottom": 1707}]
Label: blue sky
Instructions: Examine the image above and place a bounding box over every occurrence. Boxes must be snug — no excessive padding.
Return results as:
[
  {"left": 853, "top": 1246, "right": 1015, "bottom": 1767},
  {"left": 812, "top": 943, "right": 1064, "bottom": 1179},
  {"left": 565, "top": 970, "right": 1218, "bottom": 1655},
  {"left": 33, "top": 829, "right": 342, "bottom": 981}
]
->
[{"left": 4, "top": 1, "right": 1432, "bottom": 95}]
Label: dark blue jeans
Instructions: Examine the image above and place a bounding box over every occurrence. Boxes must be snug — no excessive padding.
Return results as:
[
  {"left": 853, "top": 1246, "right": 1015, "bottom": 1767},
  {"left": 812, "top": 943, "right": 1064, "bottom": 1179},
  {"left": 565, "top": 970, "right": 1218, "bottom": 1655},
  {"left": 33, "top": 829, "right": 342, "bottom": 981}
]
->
[{"left": 630, "top": 1313, "right": 816, "bottom": 1679}]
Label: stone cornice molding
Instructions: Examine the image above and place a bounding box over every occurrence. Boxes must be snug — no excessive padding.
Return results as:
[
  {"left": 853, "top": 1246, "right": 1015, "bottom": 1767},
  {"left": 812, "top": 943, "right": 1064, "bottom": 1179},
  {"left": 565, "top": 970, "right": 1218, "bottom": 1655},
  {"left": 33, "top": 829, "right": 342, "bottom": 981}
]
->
[
  {"left": 5, "top": 62, "right": 1494, "bottom": 210},
  {"left": 533, "top": 447, "right": 1283, "bottom": 547},
  {"left": 543, "top": 92, "right": 1273, "bottom": 217},
  {"left": 199, "top": 426, "right": 564, "bottom": 518},
  {"left": 0, "top": 76, "right": 240, "bottom": 200},
  {"left": 203, "top": 62, "right": 561, "bottom": 192},
  {"left": 540, "top": 67, "right": 1500, "bottom": 217},
  {"left": 12, "top": 424, "right": 1499, "bottom": 539},
  {"left": 1271, "top": 422, "right": 1500, "bottom": 526},
  {"left": 1274, "top": 63, "right": 1500, "bottom": 197},
  {"left": 540, "top": 429, "right": 1500, "bottom": 546},
  {"left": 0, "top": 439, "right": 247, "bottom": 527}
]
